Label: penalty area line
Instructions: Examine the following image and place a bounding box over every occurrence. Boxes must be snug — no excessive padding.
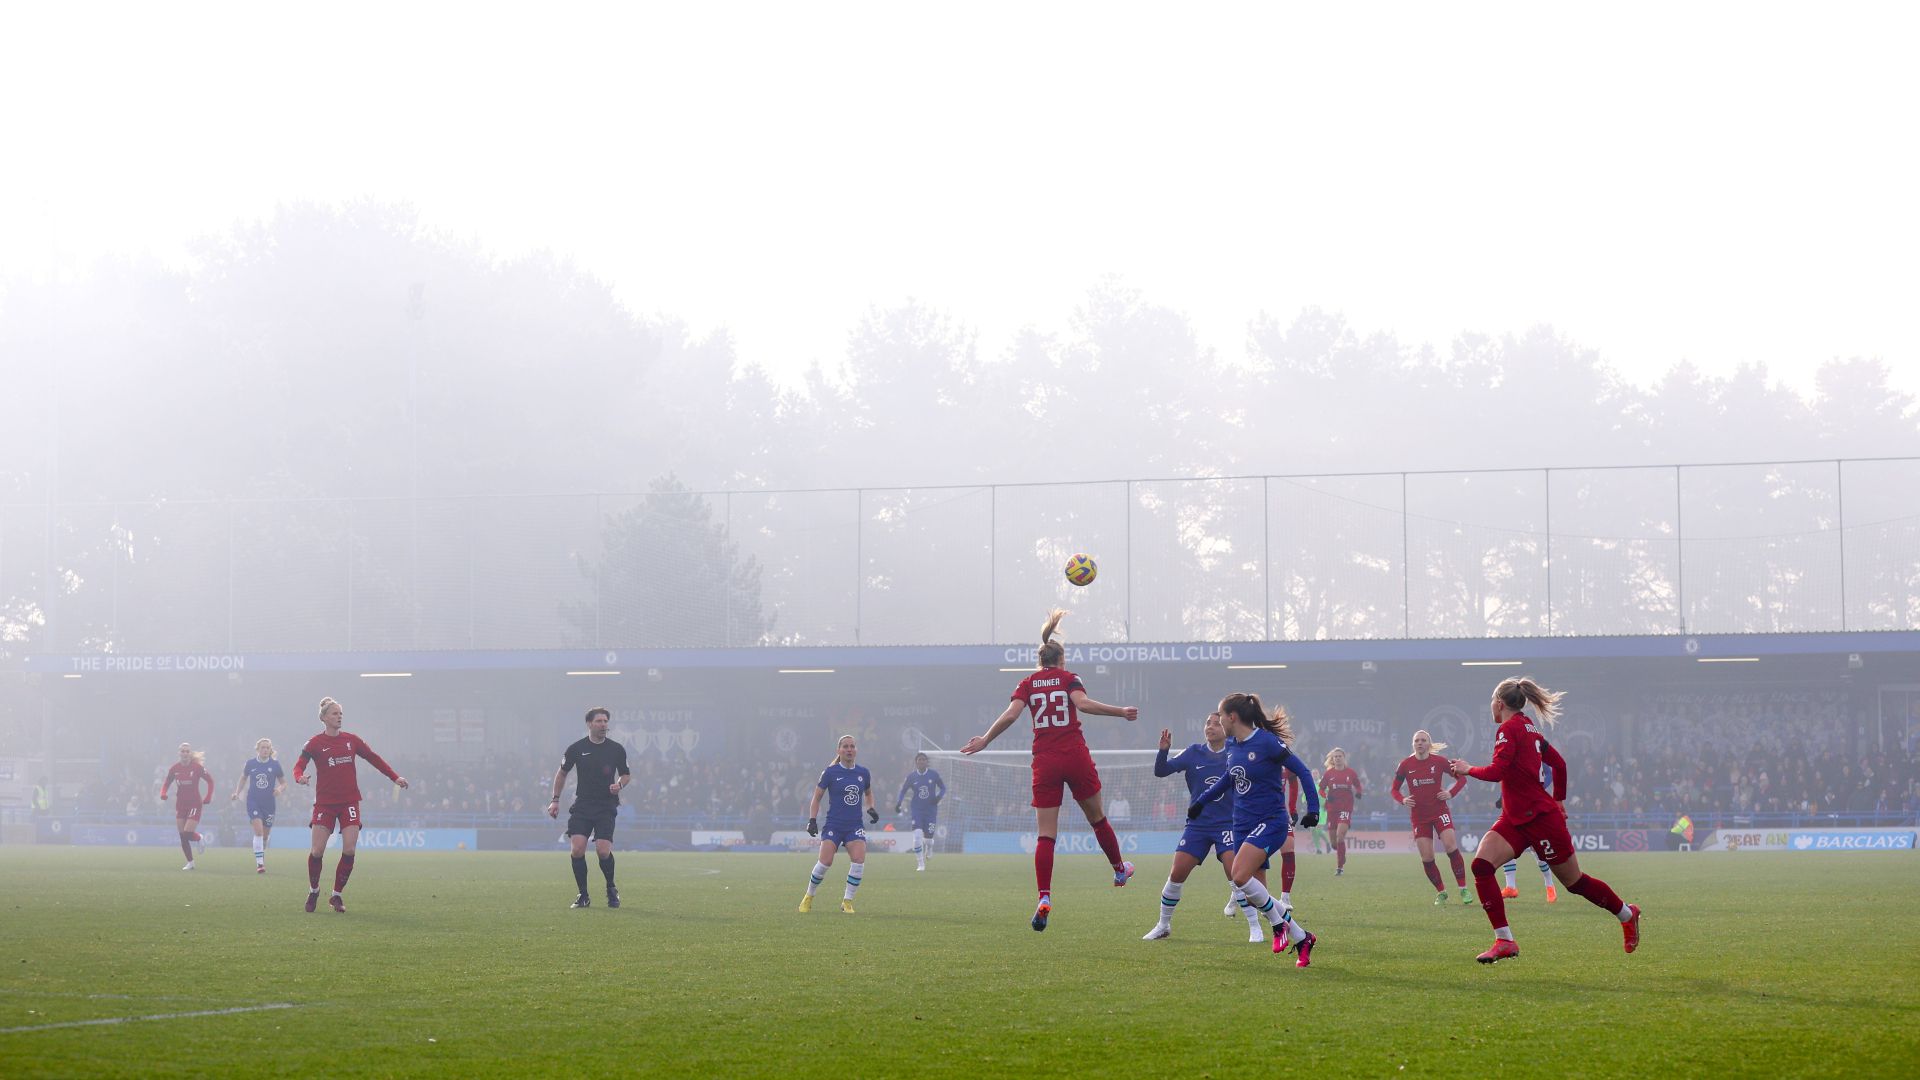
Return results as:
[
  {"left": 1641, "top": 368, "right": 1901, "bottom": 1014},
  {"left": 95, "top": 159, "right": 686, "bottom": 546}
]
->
[{"left": 0, "top": 1002, "right": 304, "bottom": 1035}]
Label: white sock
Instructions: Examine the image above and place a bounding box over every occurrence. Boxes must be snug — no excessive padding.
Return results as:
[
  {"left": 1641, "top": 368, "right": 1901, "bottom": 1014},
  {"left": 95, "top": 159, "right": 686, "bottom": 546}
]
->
[
  {"left": 1495, "top": 925, "right": 1515, "bottom": 941},
  {"left": 1616, "top": 902, "right": 1634, "bottom": 923},
  {"left": 1280, "top": 890, "right": 1291, "bottom": 906},
  {"left": 1542, "top": 864, "right": 1555, "bottom": 885},
  {"left": 1286, "top": 918, "right": 1308, "bottom": 944},
  {"left": 1158, "top": 879, "right": 1182, "bottom": 925},
  {"left": 843, "top": 862, "right": 864, "bottom": 901},
  {"left": 1503, "top": 861, "right": 1518, "bottom": 888},
  {"left": 253, "top": 838, "right": 265, "bottom": 862},
  {"left": 1239, "top": 877, "right": 1284, "bottom": 923},
  {"left": 917, "top": 830, "right": 929, "bottom": 864},
  {"left": 807, "top": 861, "right": 827, "bottom": 897}
]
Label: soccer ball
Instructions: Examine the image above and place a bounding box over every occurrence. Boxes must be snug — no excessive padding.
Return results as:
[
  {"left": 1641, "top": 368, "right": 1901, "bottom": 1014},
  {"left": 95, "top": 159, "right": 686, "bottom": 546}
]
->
[{"left": 1064, "top": 554, "right": 1098, "bottom": 587}]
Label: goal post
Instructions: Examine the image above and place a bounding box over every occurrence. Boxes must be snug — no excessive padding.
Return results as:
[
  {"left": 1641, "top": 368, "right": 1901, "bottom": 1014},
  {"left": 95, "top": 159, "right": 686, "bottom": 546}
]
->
[{"left": 922, "top": 749, "right": 1193, "bottom": 856}]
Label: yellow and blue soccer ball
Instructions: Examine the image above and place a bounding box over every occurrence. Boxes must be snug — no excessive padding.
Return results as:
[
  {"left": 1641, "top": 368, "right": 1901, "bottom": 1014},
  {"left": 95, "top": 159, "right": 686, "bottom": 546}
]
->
[{"left": 1064, "top": 554, "right": 1098, "bottom": 587}]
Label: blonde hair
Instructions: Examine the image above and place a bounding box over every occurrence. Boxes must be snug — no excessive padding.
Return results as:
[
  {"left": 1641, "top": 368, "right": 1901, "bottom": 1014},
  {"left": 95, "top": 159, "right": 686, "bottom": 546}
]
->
[
  {"left": 1323, "top": 747, "right": 1346, "bottom": 771},
  {"left": 1494, "top": 676, "right": 1564, "bottom": 727},
  {"left": 1038, "top": 609, "right": 1067, "bottom": 668},
  {"left": 318, "top": 696, "right": 341, "bottom": 717},
  {"left": 255, "top": 738, "right": 276, "bottom": 759},
  {"left": 829, "top": 733, "right": 856, "bottom": 766},
  {"left": 1414, "top": 729, "right": 1449, "bottom": 753}
]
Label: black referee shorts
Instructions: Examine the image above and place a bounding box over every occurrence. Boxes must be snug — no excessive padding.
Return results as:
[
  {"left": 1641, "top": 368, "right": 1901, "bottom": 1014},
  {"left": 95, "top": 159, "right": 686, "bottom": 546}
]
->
[{"left": 566, "top": 806, "right": 617, "bottom": 842}]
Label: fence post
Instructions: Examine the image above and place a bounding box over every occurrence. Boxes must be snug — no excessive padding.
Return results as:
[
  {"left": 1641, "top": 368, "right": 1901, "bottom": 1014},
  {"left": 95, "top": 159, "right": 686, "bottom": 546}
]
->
[
  {"left": 1262, "top": 476, "right": 1272, "bottom": 642},
  {"left": 1544, "top": 469, "right": 1553, "bottom": 635},
  {"left": 345, "top": 500, "right": 354, "bottom": 650},
  {"left": 1836, "top": 459, "right": 1847, "bottom": 631},
  {"left": 594, "top": 494, "right": 603, "bottom": 650},
  {"left": 725, "top": 491, "right": 733, "bottom": 648},
  {"left": 854, "top": 489, "right": 863, "bottom": 645},
  {"left": 989, "top": 485, "right": 997, "bottom": 644},
  {"left": 227, "top": 500, "right": 235, "bottom": 653},
  {"left": 1124, "top": 480, "right": 1133, "bottom": 640},
  {"left": 1401, "top": 473, "right": 1411, "bottom": 637},
  {"left": 1674, "top": 465, "right": 1686, "bottom": 633}
]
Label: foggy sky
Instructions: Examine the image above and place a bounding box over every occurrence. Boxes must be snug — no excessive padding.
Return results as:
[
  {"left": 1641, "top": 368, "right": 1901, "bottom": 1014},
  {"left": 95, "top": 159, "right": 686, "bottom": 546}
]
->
[{"left": 3, "top": 1, "right": 1916, "bottom": 399}]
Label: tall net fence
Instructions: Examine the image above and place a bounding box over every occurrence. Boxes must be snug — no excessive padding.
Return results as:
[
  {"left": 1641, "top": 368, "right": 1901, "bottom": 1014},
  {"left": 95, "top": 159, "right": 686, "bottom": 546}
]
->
[{"left": 5, "top": 457, "right": 1918, "bottom": 653}]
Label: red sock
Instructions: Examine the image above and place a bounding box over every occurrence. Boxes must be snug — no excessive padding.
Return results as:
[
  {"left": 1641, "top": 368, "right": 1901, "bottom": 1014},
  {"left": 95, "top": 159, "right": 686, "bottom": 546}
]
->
[
  {"left": 1034, "top": 836, "right": 1055, "bottom": 896},
  {"left": 1568, "top": 873, "right": 1624, "bottom": 917},
  {"left": 180, "top": 835, "right": 194, "bottom": 861},
  {"left": 1423, "top": 859, "right": 1445, "bottom": 890},
  {"left": 307, "top": 855, "right": 323, "bottom": 890},
  {"left": 1281, "top": 851, "right": 1296, "bottom": 893},
  {"left": 1089, "top": 818, "right": 1124, "bottom": 871},
  {"left": 1448, "top": 849, "right": 1468, "bottom": 887},
  {"left": 1336, "top": 842, "right": 1346, "bottom": 871},
  {"left": 1471, "top": 858, "right": 1508, "bottom": 929},
  {"left": 332, "top": 853, "right": 355, "bottom": 892}
]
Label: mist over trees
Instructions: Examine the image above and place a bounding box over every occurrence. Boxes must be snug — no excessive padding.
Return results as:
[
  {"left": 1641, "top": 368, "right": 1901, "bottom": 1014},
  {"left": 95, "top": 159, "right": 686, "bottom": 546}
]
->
[{"left": 3, "top": 202, "right": 1916, "bottom": 655}]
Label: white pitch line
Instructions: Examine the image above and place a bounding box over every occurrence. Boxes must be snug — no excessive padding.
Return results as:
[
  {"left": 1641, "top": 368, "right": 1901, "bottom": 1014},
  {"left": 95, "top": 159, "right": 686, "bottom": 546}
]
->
[{"left": 0, "top": 1003, "right": 303, "bottom": 1035}]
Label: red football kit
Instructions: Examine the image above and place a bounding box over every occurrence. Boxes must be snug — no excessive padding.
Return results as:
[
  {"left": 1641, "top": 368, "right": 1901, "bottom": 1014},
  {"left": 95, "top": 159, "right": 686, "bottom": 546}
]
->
[
  {"left": 1393, "top": 753, "right": 1467, "bottom": 838},
  {"left": 1012, "top": 667, "right": 1101, "bottom": 808},
  {"left": 162, "top": 763, "right": 214, "bottom": 820},
  {"left": 294, "top": 731, "right": 399, "bottom": 832},
  {"left": 1469, "top": 714, "right": 1572, "bottom": 864},
  {"left": 1319, "top": 767, "right": 1362, "bottom": 825}
]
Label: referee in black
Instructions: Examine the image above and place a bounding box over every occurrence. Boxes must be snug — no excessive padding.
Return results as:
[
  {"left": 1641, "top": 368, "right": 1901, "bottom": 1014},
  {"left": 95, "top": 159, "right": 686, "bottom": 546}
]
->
[{"left": 548, "top": 707, "right": 632, "bottom": 908}]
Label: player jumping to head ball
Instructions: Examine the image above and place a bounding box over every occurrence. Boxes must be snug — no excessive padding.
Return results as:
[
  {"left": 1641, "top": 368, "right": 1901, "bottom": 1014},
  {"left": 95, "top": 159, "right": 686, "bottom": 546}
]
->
[{"left": 964, "top": 610, "right": 1140, "bottom": 932}]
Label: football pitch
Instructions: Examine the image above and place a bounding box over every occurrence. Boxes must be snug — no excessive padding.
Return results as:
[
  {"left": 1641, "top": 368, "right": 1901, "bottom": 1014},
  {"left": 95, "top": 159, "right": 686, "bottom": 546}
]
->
[{"left": 1, "top": 847, "right": 1915, "bottom": 1078}]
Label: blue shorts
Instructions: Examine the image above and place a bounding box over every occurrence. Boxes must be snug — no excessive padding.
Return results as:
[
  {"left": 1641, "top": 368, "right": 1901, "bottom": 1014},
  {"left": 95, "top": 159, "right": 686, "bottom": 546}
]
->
[
  {"left": 910, "top": 813, "right": 937, "bottom": 832},
  {"left": 821, "top": 824, "right": 867, "bottom": 845},
  {"left": 247, "top": 803, "right": 276, "bottom": 827},
  {"left": 1176, "top": 823, "right": 1236, "bottom": 864},
  {"left": 1231, "top": 818, "right": 1291, "bottom": 857}
]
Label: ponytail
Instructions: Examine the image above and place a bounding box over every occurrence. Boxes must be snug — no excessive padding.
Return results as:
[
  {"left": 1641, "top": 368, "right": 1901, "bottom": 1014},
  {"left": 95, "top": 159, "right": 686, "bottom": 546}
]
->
[
  {"left": 1414, "top": 729, "right": 1449, "bottom": 753},
  {"left": 1495, "top": 676, "right": 1564, "bottom": 727},
  {"left": 1038, "top": 609, "right": 1067, "bottom": 668},
  {"left": 1221, "top": 693, "right": 1291, "bottom": 743},
  {"left": 1268, "top": 705, "right": 1295, "bottom": 745}
]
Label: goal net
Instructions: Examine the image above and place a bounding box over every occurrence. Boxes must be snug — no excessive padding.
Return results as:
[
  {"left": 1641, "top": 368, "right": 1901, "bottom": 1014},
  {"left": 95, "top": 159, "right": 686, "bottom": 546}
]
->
[{"left": 922, "top": 749, "right": 1184, "bottom": 855}]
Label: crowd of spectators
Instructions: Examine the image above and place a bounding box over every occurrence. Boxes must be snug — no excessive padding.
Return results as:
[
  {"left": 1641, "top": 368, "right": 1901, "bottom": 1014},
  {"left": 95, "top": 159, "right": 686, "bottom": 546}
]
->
[{"left": 31, "top": 690, "right": 1920, "bottom": 833}]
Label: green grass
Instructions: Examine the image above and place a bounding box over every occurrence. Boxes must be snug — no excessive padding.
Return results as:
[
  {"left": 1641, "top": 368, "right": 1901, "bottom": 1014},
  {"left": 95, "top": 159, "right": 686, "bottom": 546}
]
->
[{"left": 1, "top": 846, "right": 1916, "bottom": 1078}]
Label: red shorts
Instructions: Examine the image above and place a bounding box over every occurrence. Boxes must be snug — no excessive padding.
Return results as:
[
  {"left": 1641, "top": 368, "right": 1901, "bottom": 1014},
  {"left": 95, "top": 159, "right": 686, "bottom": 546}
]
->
[
  {"left": 1491, "top": 811, "right": 1575, "bottom": 866},
  {"left": 1328, "top": 807, "right": 1352, "bottom": 827},
  {"left": 174, "top": 805, "right": 203, "bottom": 825},
  {"left": 1031, "top": 750, "right": 1102, "bottom": 809},
  {"left": 310, "top": 802, "right": 362, "bottom": 833},
  {"left": 1411, "top": 810, "right": 1456, "bottom": 839}
]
